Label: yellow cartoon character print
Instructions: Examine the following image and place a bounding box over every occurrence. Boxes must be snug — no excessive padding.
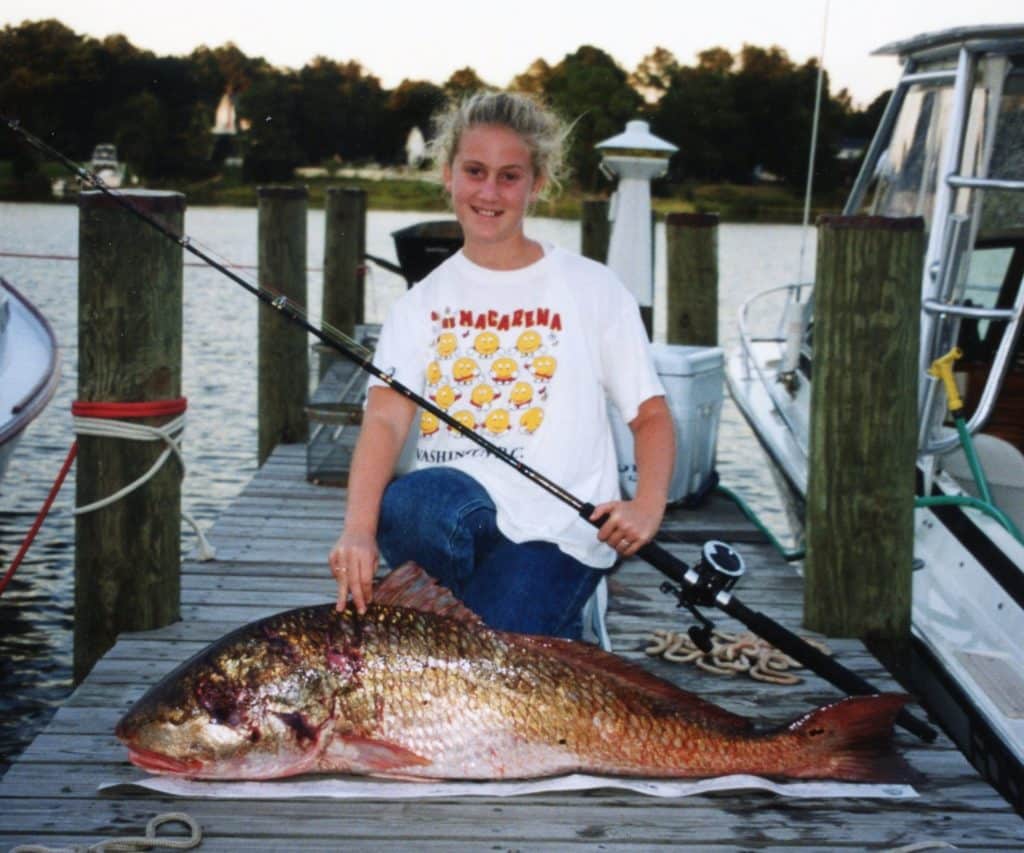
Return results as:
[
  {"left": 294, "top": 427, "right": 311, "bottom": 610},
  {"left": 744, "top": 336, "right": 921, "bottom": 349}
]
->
[
  {"left": 420, "top": 410, "right": 440, "bottom": 437},
  {"left": 528, "top": 354, "right": 557, "bottom": 382},
  {"left": 448, "top": 409, "right": 477, "bottom": 433},
  {"left": 470, "top": 383, "right": 497, "bottom": 410},
  {"left": 515, "top": 329, "right": 543, "bottom": 357},
  {"left": 451, "top": 356, "right": 479, "bottom": 385},
  {"left": 491, "top": 356, "right": 518, "bottom": 384},
  {"left": 509, "top": 381, "right": 533, "bottom": 409},
  {"left": 425, "top": 360, "right": 442, "bottom": 387},
  {"left": 435, "top": 331, "right": 458, "bottom": 360},
  {"left": 483, "top": 408, "right": 512, "bottom": 436},
  {"left": 519, "top": 406, "right": 544, "bottom": 434},
  {"left": 431, "top": 384, "right": 460, "bottom": 410},
  {"left": 473, "top": 331, "right": 500, "bottom": 358}
]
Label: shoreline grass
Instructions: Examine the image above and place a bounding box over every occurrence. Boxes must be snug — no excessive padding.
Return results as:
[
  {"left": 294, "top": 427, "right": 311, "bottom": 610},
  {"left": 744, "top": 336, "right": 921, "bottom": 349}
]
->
[{"left": 1, "top": 161, "right": 845, "bottom": 223}]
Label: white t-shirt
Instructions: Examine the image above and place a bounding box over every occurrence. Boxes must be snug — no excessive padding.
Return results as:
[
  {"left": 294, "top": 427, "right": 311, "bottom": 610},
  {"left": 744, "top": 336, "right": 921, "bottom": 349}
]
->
[{"left": 369, "top": 243, "right": 664, "bottom": 568}]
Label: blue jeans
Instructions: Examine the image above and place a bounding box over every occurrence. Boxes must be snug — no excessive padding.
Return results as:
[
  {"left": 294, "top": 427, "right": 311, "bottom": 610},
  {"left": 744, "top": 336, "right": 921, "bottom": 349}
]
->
[{"left": 377, "top": 467, "right": 601, "bottom": 639}]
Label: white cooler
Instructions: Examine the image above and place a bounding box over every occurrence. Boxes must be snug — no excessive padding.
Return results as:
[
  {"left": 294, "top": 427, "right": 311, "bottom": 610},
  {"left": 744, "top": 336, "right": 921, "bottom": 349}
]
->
[{"left": 609, "top": 343, "right": 724, "bottom": 504}]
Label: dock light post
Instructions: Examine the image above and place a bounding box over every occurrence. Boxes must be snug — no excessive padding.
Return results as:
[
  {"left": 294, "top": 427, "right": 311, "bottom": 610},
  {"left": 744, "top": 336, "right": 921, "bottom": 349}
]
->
[{"left": 597, "top": 120, "right": 677, "bottom": 337}]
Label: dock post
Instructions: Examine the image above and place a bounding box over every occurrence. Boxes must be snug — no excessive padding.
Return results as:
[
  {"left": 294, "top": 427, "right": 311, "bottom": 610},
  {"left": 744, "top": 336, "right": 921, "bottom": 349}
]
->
[
  {"left": 322, "top": 187, "right": 366, "bottom": 343},
  {"left": 258, "top": 186, "right": 309, "bottom": 466},
  {"left": 665, "top": 212, "right": 719, "bottom": 345},
  {"left": 581, "top": 198, "right": 610, "bottom": 264},
  {"left": 804, "top": 215, "right": 923, "bottom": 642},
  {"left": 75, "top": 189, "right": 184, "bottom": 682}
]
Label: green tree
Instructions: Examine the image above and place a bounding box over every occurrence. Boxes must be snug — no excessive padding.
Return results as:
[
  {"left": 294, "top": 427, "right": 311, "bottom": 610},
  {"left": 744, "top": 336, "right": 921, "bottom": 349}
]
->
[
  {"left": 539, "top": 46, "right": 643, "bottom": 190},
  {"left": 444, "top": 67, "right": 491, "bottom": 100},
  {"left": 510, "top": 59, "right": 553, "bottom": 97},
  {"left": 651, "top": 56, "right": 743, "bottom": 182},
  {"left": 384, "top": 79, "right": 446, "bottom": 162},
  {"left": 239, "top": 71, "right": 304, "bottom": 181},
  {"left": 629, "top": 47, "right": 680, "bottom": 103}
]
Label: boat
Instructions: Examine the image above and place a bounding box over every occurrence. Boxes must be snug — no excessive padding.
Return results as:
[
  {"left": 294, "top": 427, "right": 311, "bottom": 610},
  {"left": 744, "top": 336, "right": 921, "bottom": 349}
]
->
[
  {"left": 52, "top": 143, "right": 126, "bottom": 199},
  {"left": 89, "top": 143, "right": 126, "bottom": 188},
  {"left": 726, "top": 24, "right": 1024, "bottom": 810},
  {"left": 0, "top": 278, "right": 60, "bottom": 488}
]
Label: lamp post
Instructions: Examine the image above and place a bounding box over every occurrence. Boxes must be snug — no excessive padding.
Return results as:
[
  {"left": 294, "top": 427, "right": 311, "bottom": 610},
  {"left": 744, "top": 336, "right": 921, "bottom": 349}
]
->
[{"left": 597, "top": 120, "right": 677, "bottom": 337}]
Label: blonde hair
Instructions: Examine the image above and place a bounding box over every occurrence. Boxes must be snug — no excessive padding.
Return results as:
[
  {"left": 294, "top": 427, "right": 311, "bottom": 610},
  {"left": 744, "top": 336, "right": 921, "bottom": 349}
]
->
[{"left": 428, "top": 91, "right": 570, "bottom": 199}]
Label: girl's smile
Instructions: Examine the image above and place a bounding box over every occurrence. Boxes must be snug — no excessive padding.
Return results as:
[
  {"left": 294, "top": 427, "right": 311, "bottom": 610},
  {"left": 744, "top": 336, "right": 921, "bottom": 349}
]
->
[{"left": 444, "top": 124, "right": 545, "bottom": 270}]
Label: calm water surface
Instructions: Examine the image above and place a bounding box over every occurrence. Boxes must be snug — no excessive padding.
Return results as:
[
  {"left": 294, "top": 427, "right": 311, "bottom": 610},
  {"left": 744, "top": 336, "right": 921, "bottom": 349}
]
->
[{"left": 0, "top": 201, "right": 808, "bottom": 772}]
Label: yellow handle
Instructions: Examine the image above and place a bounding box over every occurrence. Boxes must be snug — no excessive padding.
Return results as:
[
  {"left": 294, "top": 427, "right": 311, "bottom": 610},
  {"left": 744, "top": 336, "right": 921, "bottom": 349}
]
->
[{"left": 927, "top": 347, "right": 964, "bottom": 414}]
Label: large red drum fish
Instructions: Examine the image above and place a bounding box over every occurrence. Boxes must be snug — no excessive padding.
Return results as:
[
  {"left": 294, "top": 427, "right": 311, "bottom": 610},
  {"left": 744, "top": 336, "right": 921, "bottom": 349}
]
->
[{"left": 116, "top": 563, "right": 914, "bottom": 782}]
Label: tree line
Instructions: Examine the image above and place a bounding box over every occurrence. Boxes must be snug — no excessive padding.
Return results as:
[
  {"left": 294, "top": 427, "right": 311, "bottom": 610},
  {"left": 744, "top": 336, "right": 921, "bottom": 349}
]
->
[{"left": 1, "top": 19, "right": 887, "bottom": 194}]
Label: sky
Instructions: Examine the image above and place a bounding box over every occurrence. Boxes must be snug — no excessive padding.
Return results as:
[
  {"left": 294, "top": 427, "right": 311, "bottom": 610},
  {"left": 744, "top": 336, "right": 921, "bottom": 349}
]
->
[{"left": 3, "top": 1, "right": 1023, "bottom": 107}]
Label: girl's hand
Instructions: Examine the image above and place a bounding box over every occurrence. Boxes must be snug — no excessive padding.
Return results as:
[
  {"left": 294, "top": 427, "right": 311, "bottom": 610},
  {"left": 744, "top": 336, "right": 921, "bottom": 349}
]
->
[
  {"left": 588, "top": 496, "right": 665, "bottom": 558},
  {"left": 328, "top": 530, "right": 378, "bottom": 614}
]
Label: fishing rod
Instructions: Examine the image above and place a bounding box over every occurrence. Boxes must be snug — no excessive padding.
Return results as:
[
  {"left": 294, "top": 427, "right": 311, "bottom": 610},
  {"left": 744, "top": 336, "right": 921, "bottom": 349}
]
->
[{"left": 3, "top": 117, "right": 936, "bottom": 743}]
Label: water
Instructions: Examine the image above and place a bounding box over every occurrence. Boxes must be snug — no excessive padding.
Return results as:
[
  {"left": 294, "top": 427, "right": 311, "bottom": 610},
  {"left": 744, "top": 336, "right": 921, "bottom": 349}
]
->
[{"left": 0, "top": 201, "right": 809, "bottom": 773}]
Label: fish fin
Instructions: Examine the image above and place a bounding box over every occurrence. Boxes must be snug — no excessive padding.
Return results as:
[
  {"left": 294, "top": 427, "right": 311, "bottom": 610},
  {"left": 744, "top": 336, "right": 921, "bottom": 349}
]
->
[
  {"left": 513, "top": 634, "right": 753, "bottom": 733},
  {"left": 323, "top": 734, "right": 432, "bottom": 773},
  {"left": 374, "top": 562, "right": 484, "bottom": 624},
  {"left": 784, "top": 694, "right": 923, "bottom": 783}
]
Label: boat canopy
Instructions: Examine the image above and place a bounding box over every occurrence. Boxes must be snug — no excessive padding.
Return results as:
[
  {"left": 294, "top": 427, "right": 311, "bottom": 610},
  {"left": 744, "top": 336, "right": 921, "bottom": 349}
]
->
[{"left": 874, "top": 25, "right": 1024, "bottom": 59}]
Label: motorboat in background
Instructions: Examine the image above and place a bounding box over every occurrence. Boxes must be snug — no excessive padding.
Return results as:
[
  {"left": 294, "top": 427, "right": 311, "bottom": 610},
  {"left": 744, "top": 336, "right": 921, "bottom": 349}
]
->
[
  {"left": 52, "top": 143, "right": 126, "bottom": 198},
  {"left": 0, "top": 278, "right": 60, "bottom": 488},
  {"left": 727, "top": 25, "right": 1024, "bottom": 811}
]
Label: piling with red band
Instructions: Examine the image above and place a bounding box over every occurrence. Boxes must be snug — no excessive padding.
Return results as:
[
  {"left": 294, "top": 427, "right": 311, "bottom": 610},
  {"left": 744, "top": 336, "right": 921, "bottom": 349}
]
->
[{"left": 75, "top": 190, "right": 185, "bottom": 683}]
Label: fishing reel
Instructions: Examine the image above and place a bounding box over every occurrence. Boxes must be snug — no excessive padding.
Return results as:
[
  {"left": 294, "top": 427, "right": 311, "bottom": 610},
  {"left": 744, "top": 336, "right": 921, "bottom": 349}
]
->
[{"left": 659, "top": 540, "right": 746, "bottom": 653}]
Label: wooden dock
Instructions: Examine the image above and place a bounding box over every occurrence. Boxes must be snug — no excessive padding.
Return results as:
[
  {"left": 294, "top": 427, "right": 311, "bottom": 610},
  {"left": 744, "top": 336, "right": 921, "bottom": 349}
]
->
[{"left": 1, "top": 443, "right": 1022, "bottom": 850}]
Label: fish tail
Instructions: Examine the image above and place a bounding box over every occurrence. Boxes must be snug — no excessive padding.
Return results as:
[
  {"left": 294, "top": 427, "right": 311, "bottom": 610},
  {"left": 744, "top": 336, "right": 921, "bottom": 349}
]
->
[{"left": 785, "top": 694, "right": 921, "bottom": 783}]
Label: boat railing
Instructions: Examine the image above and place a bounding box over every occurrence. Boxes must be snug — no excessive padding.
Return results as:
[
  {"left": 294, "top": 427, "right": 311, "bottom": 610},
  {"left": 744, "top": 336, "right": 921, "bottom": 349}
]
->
[
  {"left": 736, "top": 282, "right": 812, "bottom": 447},
  {"left": 947, "top": 176, "right": 1024, "bottom": 192},
  {"left": 920, "top": 274, "right": 1024, "bottom": 456},
  {"left": 919, "top": 167, "right": 1024, "bottom": 456}
]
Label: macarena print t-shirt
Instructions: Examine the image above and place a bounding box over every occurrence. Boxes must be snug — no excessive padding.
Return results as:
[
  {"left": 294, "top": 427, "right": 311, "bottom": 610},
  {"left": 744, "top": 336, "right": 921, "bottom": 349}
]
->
[{"left": 369, "top": 243, "right": 664, "bottom": 569}]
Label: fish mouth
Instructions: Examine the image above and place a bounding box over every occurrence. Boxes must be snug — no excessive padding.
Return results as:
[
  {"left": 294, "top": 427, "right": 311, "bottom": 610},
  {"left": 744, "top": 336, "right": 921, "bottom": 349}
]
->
[{"left": 126, "top": 745, "right": 205, "bottom": 776}]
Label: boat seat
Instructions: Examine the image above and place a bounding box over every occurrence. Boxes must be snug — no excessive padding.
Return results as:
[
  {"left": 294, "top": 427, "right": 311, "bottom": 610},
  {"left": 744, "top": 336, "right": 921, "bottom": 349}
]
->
[{"left": 939, "top": 432, "right": 1024, "bottom": 533}]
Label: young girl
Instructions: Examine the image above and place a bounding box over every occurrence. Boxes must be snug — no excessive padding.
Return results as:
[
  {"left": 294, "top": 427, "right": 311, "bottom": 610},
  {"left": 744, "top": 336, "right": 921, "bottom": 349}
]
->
[{"left": 328, "top": 91, "right": 674, "bottom": 639}]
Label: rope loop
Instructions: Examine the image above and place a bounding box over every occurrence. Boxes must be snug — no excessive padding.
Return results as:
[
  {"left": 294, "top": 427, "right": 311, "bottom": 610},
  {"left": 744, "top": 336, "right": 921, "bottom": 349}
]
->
[
  {"left": 72, "top": 397, "right": 215, "bottom": 561},
  {"left": 10, "top": 810, "right": 202, "bottom": 852}
]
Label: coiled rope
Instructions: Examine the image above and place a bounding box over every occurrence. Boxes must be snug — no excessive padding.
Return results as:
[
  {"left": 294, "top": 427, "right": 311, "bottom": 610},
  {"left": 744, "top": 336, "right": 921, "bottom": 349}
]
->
[
  {"left": 10, "top": 810, "right": 202, "bottom": 852},
  {"left": 0, "top": 397, "right": 214, "bottom": 596}
]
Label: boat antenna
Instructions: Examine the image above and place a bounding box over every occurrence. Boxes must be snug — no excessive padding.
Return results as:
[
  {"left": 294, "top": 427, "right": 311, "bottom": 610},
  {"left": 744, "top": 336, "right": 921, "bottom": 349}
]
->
[
  {"left": 2, "top": 114, "right": 936, "bottom": 743},
  {"left": 797, "top": 0, "right": 830, "bottom": 286}
]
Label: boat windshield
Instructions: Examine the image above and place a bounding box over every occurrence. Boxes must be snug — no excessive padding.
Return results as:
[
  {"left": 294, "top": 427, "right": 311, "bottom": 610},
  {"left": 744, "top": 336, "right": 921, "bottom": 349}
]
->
[{"left": 861, "top": 80, "right": 955, "bottom": 231}]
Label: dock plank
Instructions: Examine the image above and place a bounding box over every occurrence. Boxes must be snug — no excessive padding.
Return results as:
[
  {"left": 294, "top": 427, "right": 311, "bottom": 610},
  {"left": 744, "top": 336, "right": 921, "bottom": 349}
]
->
[{"left": 3, "top": 442, "right": 1021, "bottom": 851}]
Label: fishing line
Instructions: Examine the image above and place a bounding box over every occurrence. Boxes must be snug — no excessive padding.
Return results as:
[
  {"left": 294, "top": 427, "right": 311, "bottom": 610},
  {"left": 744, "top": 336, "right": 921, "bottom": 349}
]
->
[
  {"left": 797, "top": 0, "right": 830, "bottom": 287},
  {"left": 2, "top": 116, "right": 937, "bottom": 743}
]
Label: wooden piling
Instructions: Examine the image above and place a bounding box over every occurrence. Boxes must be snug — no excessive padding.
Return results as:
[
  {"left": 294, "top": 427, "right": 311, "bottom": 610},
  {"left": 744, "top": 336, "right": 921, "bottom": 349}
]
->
[
  {"left": 322, "top": 187, "right": 367, "bottom": 341},
  {"left": 75, "top": 189, "right": 184, "bottom": 682},
  {"left": 580, "top": 198, "right": 610, "bottom": 264},
  {"left": 257, "top": 186, "right": 309, "bottom": 467},
  {"left": 665, "top": 212, "right": 719, "bottom": 346},
  {"left": 804, "top": 215, "right": 923, "bottom": 642}
]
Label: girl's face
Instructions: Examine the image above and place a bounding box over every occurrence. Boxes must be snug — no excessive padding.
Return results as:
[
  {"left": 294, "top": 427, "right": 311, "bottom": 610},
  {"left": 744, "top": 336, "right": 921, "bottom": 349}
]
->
[{"left": 443, "top": 124, "right": 544, "bottom": 255}]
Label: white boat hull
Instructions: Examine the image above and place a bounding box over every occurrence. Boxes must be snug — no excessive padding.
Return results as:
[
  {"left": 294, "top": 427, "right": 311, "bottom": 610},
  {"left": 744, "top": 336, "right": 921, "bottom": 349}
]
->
[{"left": 0, "top": 278, "right": 60, "bottom": 488}]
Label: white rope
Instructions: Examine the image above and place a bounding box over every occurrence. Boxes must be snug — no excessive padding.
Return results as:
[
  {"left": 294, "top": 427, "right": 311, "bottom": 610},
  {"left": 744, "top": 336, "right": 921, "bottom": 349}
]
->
[
  {"left": 72, "top": 414, "right": 216, "bottom": 561},
  {"left": 11, "top": 811, "right": 202, "bottom": 852}
]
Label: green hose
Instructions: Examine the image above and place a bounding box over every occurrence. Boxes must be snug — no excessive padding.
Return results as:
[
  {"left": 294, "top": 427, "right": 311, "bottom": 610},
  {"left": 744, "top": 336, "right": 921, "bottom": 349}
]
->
[
  {"left": 715, "top": 484, "right": 805, "bottom": 562},
  {"left": 953, "top": 415, "right": 993, "bottom": 506},
  {"left": 915, "top": 494, "right": 1024, "bottom": 544}
]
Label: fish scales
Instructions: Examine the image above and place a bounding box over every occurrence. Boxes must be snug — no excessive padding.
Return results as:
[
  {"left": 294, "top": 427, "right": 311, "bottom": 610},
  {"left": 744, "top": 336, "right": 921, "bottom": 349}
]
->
[{"left": 116, "top": 563, "right": 917, "bottom": 783}]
